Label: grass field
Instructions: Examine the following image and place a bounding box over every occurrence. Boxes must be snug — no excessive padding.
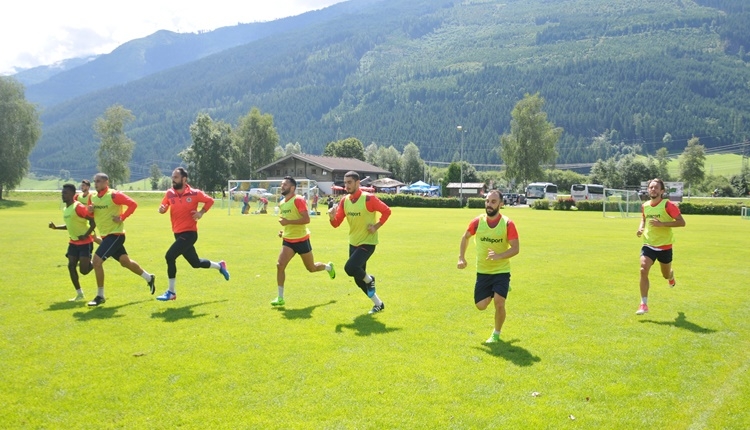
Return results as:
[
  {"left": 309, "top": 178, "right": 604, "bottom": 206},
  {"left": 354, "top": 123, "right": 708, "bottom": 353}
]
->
[{"left": 1, "top": 194, "right": 749, "bottom": 429}]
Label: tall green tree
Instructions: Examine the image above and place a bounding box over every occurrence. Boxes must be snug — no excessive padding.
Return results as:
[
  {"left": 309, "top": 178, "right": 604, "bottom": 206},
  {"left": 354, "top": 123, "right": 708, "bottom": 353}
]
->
[
  {"left": 364, "top": 143, "right": 379, "bottom": 164},
  {"left": 149, "top": 163, "right": 162, "bottom": 190},
  {"left": 499, "top": 93, "right": 563, "bottom": 187},
  {"left": 0, "top": 77, "right": 41, "bottom": 200},
  {"left": 589, "top": 157, "right": 622, "bottom": 188},
  {"left": 654, "top": 147, "right": 671, "bottom": 181},
  {"left": 233, "top": 107, "right": 279, "bottom": 180},
  {"left": 323, "top": 137, "right": 365, "bottom": 160},
  {"left": 400, "top": 142, "right": 425, "bottom": 183},
  {"left": 678, "top": 136, "right": 706, "bottom": 194},
  {"left": 95, "top": 104, "right": 136, "bottom": 188},
  {"left": 180, "top": 113, "right": 233, "bottom": 194},
  {"left": 374, "top": 145, "right": 401, "bottom": 179}
]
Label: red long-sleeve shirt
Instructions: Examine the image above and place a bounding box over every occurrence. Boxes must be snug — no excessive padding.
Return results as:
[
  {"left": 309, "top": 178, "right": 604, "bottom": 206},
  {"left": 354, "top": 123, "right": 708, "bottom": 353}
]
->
[
  {"left": 161, "top": 184, "right": 214, "bottom": 233},
  {"left": 329, "top": 189, "right": 391, "bottom": 228}
]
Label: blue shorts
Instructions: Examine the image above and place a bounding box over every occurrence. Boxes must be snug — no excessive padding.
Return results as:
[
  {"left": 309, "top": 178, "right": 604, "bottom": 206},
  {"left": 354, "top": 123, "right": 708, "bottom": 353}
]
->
[
  {"left": 283, "top": 238, "right": 313, "bottom": 255},
  {"left": 475, "top": 272, "right": 511, "bottom": 303},
  {"left": 641, "top": 246, "right": 673, "bottom": 264},
  {"left": 95, "top": 234, "right": 127, "bottom": 261},
  {"left": 66, "top": 242, "right": 93, "bottom": 259}
]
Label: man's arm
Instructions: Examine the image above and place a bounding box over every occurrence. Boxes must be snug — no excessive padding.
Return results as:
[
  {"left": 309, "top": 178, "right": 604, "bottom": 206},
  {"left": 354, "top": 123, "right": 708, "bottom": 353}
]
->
[
  {"left": 111, "top": 191, "right": 138, "bottom": 221},
  {"left": 457, "top": 230, "right": 473, "bottom": 269},
  {"left": 329, "top": 198, "right": 346, "bottom": 227},
  {"left": 487, "top": 239, "right": 519, "bottom": 261}
]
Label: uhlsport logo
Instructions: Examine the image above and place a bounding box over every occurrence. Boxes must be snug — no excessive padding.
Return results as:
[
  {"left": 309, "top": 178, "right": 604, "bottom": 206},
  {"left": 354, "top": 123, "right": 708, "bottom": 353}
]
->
[
  {"left": 480, "top": 237, "right": 504, "bottom": 244},
  {"left": 347, "top": 211, "right": 361, "bottom": 217}
]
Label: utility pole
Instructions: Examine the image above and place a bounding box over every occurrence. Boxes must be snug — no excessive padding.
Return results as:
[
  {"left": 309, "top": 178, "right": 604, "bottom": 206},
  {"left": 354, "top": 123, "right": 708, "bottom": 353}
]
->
[{"left": 457, "top": 125, "right": 464, "bottom": 206}]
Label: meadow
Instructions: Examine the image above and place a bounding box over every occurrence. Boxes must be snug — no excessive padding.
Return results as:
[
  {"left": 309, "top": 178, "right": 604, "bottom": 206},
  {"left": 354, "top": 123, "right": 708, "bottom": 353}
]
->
[{"left": 1, "top": 193, "right": 748, "bottom": 429}]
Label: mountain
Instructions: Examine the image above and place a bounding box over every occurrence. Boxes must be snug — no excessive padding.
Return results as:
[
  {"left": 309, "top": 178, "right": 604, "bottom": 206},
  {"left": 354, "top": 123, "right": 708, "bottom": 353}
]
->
[
  {"left": 12, "top": 56, "right": 99, "bottom": 87},
  {"left": 26, "top": 0, "right": 750, "bottom": 180}
]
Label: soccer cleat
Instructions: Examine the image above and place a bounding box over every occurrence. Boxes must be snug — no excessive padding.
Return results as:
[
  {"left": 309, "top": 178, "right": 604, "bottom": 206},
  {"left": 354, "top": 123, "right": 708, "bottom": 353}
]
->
[
  {"left": 485, "top": 333, "right": 501, "bottom": 344},
  {"left": 87, "top": 296, "right": 106, "bottom": 307},
  {"left": 156, "top": 290, "right": 176, "bottom": 301},
  {"left": 147, "top": 275, "right": 156, "bottom": 295},
  {"left": 69, "top": 292, "right": 85, "bottom": 302},
  {"left": 219, "top": 260, "right": 230, "bottom": 281},
  {"left": 271, "top": 297, "right": 286, "bottom": 307},
  {"left": 668, "top": 271, "right": 676, "bottom": 288},
  {"left": 366, "top": 275, "right": 376, "bottom": 298},
  {"left": 635, "top": 303, "right": 649, "bottom": 315},
  {"left": 368, "top": 302, "right": 385, "bottom": 314},
  {"left": 327, "top": 262, "right": 336, "bottom": 280}
]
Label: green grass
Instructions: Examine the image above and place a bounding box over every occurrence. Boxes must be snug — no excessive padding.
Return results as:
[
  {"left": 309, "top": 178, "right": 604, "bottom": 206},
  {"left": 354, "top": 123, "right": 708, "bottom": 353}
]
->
[
  {"left": 667, "top": 153, "right": 746, "bottom": 179},
  {"left": 1, "top": 195, "right": 749, "bottom": 428}
]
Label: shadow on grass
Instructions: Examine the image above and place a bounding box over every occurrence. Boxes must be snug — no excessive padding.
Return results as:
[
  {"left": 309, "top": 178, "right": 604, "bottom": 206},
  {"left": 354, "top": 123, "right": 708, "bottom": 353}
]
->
[
  {"left": 151, "top": 300, "right": 229, "bottom": 322},
  {"left": 473, "top": 339, "right": 542, "bottom": 367},
  {"left": 73, "top": 300, "right": 150, "bottom": 321},
  {"left": 335, "top": 314, "right": 401, "bottom": 337},
  {"left": 274, "top": 300, "right": 337, "bottom": 320},
  {"left": 639, "top": 311, "right": 717, "bottom": 334},
  {"left": 0, "top": 200, "right": 26, "bottom": 210},
  {"left": 46, "top": 300, "right": 86, "bottom": 311}
]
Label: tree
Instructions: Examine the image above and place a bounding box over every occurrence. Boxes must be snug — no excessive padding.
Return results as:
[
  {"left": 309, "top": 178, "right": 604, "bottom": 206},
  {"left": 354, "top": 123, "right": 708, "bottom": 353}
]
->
[
  {"left": 364, "top": 143, "right": 379, "bottom": 164},
  {"left": 589, "top": 157, "right": 622, "bottom": 188},
  {"left": 654, "top": 147, "right": 671, "bottom": 181},
  {"left": 618, "top": 154, "right": 658, "bottom": 188},
  {"left": 443, "top": 161, "right": 479, "bottom": 195},
  {"left": 95, "top": 105, "right": 136, "bottom": 188},
  {"left": 374, "top": 146, "right": 401, "bottom": 179},
  {"left": 0, "top": 77, "right": 41, "bottom": 200},
  {"left": 149, "top": 163, "right": 162, "bottom": 190},
  {"left": 233, "top": 107, "right": 279, "bottom": 180},
  {"left": 323, "top": 137, "right": 365, "bottom": 160},
  {"left": 678, "top": 136, "right": 706, "bottom": 194},
  {"left": 400, "top": 142, "right": 425, "bottom": 183},
  {"left": 180, "top": 113, "right": 233, "bottom": 194},
  {"left": 499, "top": 93, "right": 563, "bottom": 186}
]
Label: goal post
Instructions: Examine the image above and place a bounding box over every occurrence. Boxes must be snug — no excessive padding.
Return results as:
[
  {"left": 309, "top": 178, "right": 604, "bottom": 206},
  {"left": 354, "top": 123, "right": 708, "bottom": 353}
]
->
[
  {"left": 226, "top": 179, "right": 318, "bottom": 215},
  {"left": 603, "top": 189, "right": 641, "bottom": 218}
]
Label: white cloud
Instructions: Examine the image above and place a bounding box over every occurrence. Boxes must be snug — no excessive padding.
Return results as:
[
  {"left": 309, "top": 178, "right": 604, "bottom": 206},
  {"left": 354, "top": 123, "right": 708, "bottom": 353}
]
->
[{"left": 0, "top": 0, "right": 344, "bottom": 75}]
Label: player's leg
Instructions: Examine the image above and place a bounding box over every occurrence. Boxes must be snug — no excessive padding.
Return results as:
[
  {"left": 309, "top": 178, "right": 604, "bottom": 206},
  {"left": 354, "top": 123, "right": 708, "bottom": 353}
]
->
[
  {"left": 637, "top": 246, "right": 656, "bottom": 314},
  {"left": 487, "top": 273, "right": 510, "bottom": 343},
  {"left": 345, "top": 245, "right": 375, "bottom": 294},
  {"left": 67, "top": 255, "right": 82, "bottom": 290},
  {"left": 299, "top": 251, "right": 329, "bottom": 273},
  {"left": 272, "top": 244, "right": 296, "bottom": 306},
  {"left": 657, "top": 249, "right": 675, "bottom": 287},
  {"left": 112, "top": 237, "right": 155, "bottom": 295}
]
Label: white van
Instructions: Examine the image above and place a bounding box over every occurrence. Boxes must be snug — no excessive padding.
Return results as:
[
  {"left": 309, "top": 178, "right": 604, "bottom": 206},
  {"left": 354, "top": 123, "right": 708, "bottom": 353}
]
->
[
  {"left": 570, "top": 184, "right": 605, "bottom": 202},
  {"left": 525, "top": 182, "right": 558, "bottom": 202}
]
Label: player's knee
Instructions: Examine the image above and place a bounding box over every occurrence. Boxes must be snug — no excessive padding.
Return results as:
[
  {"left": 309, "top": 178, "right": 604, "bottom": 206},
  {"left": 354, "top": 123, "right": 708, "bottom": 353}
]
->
[
  {"left": 475, "top": 301, "right": 489, "bottom": 311},
  {"left": 67, "top": 261, "right": 77, "bottom": 271},
  {"left": 344, "top": 262, "right": 358, "bottom": 277}
]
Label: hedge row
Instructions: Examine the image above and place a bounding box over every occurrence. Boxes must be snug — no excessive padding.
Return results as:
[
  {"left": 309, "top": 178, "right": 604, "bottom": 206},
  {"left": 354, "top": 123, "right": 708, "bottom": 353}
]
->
[
  {"left": 376, "top": 194, "right": 461, "bottom": 208},
  {"left": 552, "top": 198, "right": 744, "bottom": 215}
]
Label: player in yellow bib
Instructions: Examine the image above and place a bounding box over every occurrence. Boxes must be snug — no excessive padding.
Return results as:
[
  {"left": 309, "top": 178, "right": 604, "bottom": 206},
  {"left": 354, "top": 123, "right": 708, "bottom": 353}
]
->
[
  {"left": 75, "top": 179, "right": 101, "bottom": 244},
  {"left": 458, "top": 190, "right": 520, "bottom": 343},
  {"left": 85, "top": 173, "right": 157, "bottom": 307},
  {"left": 635, "top": 178, "right": 685, "bottom": 315},
  {"left": 329, "top": 171, "right": 391, "bottom": 314},
  {"left": 270, "top": 176, "right": 335, "bottom": 307},
  {"left": 49, "top": 184, "right": 97, "bottom": 301}
]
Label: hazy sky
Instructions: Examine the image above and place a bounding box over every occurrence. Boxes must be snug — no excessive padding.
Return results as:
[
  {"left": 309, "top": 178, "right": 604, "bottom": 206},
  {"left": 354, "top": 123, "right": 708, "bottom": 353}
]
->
[{"left": 0, "top": 0, "right": 344, "bottom": 76}]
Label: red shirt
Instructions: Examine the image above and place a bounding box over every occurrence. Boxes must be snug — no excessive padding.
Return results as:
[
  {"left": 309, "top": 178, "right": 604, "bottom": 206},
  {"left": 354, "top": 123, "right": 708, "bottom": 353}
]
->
[
  {"left": 641, "top": 199, "right": 681, "bottom": 218},
  {"left": 86, "top": 187, "right": 138, "bottom": 221},
  {"left": 70, "top": 203, "right": 95, "bottom": 245},
  {"left": 329, "top": 189, "right": 391, "bottom": 227},
  {"left": 466, "top": 214, "right": 519, "bottom": 240},
  {"left": 161, "top": 184, "right": 214, "bottom": 233}
]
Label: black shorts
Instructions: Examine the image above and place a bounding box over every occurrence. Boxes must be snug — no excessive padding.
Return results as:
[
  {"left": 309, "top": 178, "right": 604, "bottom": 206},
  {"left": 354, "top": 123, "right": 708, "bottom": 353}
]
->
[
  {"left": 475, "top": 272, "right": 511, "bottom": 303},
  {"left": 282, "top": 238, "right": 313, "bottom": 255},
  {"left": 95, "top": 234, "right": 127, "bottom": 261},
  {"left": 66, "top": 242, "right": 93, "bottom": 259},
  {"left": 641, "top": 246, "right": 673, "bottom": 264}
]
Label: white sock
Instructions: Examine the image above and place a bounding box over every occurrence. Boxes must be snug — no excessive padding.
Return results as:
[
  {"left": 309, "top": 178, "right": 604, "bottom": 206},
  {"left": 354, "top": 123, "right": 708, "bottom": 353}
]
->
[
  {"left": 140, "top": 271, "right": 152, "bottom": 281},
  {"left": 363, "top": 274, "right": 372, "bottom": 284},
  {"left": 278, "top": 286, "right": 284, "bottom": 298},
  {"left": 210, "top": 261, "right": 220, "bottom": 270},
  {"left": 641, "top": 297, "right": 648, "bottom": 305},
  {"left": 493, "top": 330, "right": 501, "bottom": 336},
  {"left": 97, "top": 287, "right": 104, "bottom": 297},
  {"left": 75, "top": 288, "right": 83, "bottom": 295},
  {"left": 370, "top": 293, "right": 382, "bottom": 306},
  {"left": 325, "top": 264, "right": 331, "bottom": 271},
  {"left": 169, "top": 278, "right": 176, "bottom": 293}
]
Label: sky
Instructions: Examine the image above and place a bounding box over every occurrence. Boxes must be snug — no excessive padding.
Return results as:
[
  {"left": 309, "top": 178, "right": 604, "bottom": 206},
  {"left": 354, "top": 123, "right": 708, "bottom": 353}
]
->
[{"left": 0, "top": 0, "right": 345, "bottom": 76}]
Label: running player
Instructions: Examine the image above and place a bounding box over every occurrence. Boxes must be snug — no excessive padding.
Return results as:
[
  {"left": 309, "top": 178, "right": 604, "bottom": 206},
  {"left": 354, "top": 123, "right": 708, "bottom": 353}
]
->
[
  {"left": 457, "top": 190, "right": 520, "bottom": 343},
  {"left": 49, "top": 183, "right": 97, "bottom": 301},
  {"left": 157, "top": 167, "right": 229, "bottom": 301},
  {"left": 635, "top": 178, "right": 686, "bottom": 315},
  {"left": 271, "top": 176, "right": 335, "bottom": 306},
  {"left": 328, "top": 171, "right": 391, "bottom": 314},
  {"left": 86, "top": 173, "right": 156, "bottom": 307},
  {"left": 76, "top": 179, "right": 101, "bottom": 244}
]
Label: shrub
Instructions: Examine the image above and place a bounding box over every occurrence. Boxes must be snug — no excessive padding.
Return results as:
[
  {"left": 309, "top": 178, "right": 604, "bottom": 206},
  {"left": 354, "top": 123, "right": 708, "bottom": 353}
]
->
[
  {"left": 677, "top": 202, "right": 741, "bottom": 215},
  {"left": 554, "top": 197, "right": 576, "bottom": 210},
  {"left": 575, "top": 200, "right": 604, "bottom": 211},
  {"left": 376, "top": 194, "right": 461, "bottom": 208},
  {"left": 468, "top": 197, "right": 485, "bottom": 208},
  {"left": 531, "top": 199, "right": 551, "bottom": 210}
]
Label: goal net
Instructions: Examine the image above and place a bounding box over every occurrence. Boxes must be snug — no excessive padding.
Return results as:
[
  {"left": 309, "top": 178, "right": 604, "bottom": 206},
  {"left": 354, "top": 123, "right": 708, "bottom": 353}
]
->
[
  {"left": 603, "top": 189, "right": 641, "bottom": 218},
  {"left": 226, "top": 179, "right": 318, "bottom": 216}
]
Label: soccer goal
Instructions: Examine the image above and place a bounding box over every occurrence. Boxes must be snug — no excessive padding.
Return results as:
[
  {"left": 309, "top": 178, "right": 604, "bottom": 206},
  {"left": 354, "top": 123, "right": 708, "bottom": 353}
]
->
[
  {"left": 603, "top": 189, "right": 642, "bottom": 218},
  {"left": 742, "top": 206, "right": 749, "bottom": 220},
  {"left": 226, "top": 179, "right": 318, "bottom": 215}
]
